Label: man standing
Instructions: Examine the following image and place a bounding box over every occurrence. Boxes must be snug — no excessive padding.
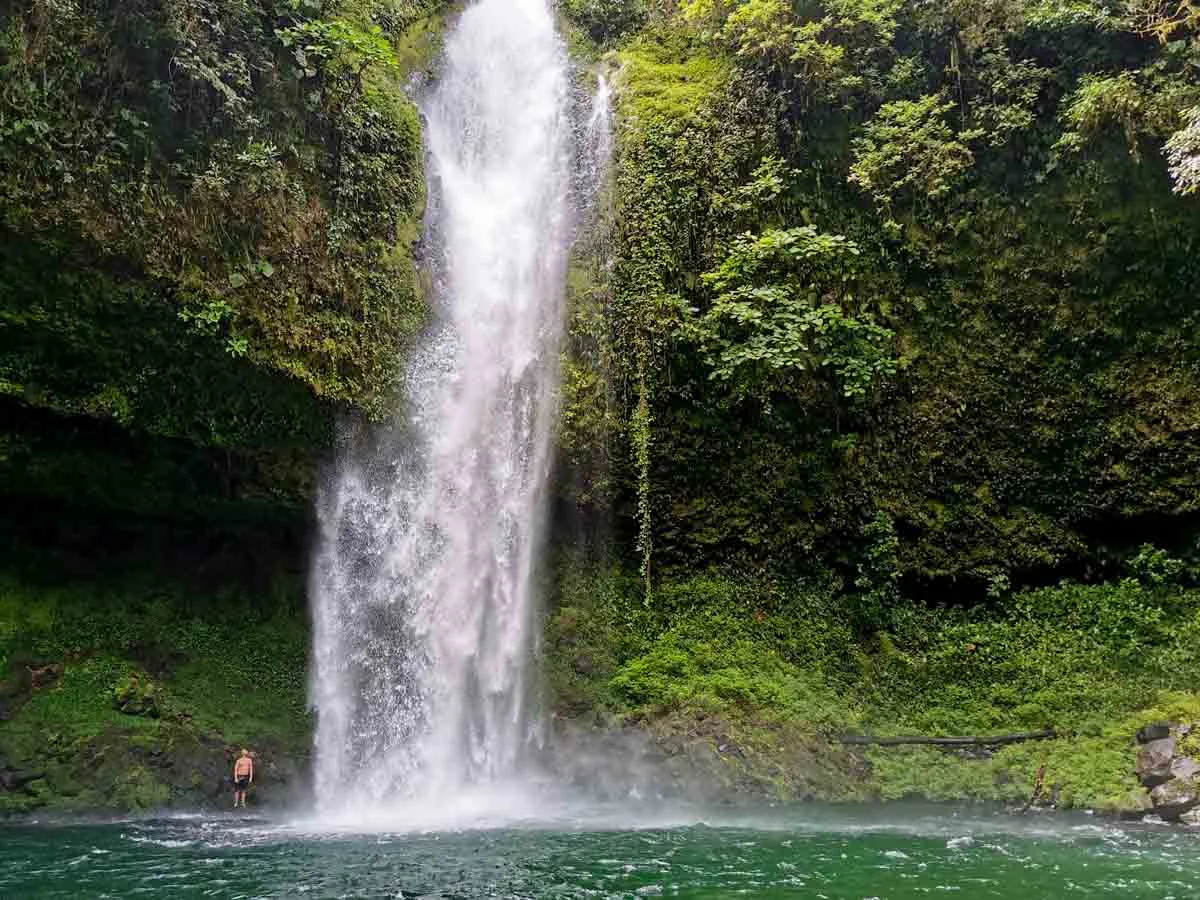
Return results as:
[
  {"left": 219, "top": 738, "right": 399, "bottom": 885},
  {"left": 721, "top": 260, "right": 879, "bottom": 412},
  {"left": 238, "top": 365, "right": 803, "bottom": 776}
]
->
[{"left": 232, "top": 749, "right": 254, "bottom": 809}]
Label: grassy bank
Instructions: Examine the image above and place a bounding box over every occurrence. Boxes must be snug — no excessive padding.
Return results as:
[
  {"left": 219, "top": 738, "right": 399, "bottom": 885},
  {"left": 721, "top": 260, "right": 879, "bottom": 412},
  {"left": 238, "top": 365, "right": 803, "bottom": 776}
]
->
[
  {"left": 545, "top": 565, "right": 1200, "bottom": 811},
  {"left": 6, "top": 550, "right": 1199, "bottom": 815}
]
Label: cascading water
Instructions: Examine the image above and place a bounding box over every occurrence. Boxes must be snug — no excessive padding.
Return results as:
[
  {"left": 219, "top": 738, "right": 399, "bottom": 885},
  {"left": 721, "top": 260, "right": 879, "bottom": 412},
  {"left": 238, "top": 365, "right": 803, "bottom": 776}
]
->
[{"left": 309, "top": 0, "right": 577, "bottom": 815}]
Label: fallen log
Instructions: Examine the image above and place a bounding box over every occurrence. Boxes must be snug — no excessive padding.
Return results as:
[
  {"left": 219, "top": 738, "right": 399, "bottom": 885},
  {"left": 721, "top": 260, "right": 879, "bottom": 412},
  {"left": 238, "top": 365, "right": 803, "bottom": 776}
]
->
[
  {"left": 838, "top": 729, "right": 1057, "bottom": 747},
  {"left": 0, "top": 768, "right": 44, "bottom": 791}
]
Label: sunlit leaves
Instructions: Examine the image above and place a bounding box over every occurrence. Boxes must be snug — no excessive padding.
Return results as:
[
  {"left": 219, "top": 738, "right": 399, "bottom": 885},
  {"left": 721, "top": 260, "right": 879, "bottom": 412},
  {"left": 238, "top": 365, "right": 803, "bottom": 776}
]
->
[
  {"left": 276, "top": 19, "right": 398, "bottom": 80},
  {"left": 1126, "top": 0, "right": 1200, "bottom": 43},
  {"left": 1056, "top": 71, "right": 1186, "bottom": 157},
  {"left": 849, "top": 94, "right": 976, "bottom": 205},
  {"left": 966, "top": 51, "right": 1049, "bottom": 146},
  {"left": 688, "top": 227, "right": 897, "bottom": 402},
  {"left": 1166, "top": 106, "right": 1200, "bottom": 194}
]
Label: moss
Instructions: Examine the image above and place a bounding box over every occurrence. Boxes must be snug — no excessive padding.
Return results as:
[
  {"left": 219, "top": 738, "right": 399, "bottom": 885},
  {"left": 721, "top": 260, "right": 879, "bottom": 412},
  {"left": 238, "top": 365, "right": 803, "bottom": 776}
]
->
[
  {"left": 389, "top": 6, "right": 456, "bottom": 79},
  {"left": 616, "top": 36, "right": 732, "bottom": 130},
  {"left": 862, "top": 737, "right": 1138, "bottom": 810},
  {"left": 0, "top": 0, "right": 452, "bottom": 421},
  {"left": 0, "top": 555, "right": 309, "bottom": 814}
]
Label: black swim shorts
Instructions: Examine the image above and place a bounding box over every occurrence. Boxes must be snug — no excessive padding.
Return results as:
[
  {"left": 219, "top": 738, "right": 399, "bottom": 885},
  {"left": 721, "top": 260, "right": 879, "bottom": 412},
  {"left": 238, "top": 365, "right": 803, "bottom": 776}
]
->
[{"left": 235, "top": 777, "right": 250, "bottom": 790}]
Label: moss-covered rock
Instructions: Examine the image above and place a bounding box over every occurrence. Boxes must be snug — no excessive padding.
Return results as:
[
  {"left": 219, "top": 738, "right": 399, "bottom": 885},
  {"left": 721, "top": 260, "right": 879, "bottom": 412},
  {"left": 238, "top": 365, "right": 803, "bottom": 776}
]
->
[{"left": 0, "top": 517, "right": 311, "bottom": 815}]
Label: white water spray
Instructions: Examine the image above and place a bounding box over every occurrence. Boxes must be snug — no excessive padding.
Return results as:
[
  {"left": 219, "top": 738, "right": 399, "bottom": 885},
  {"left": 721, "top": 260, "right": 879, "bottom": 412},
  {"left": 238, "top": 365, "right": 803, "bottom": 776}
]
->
[{"left": 310, "top": 0, "right": 577, "bottom": 815}]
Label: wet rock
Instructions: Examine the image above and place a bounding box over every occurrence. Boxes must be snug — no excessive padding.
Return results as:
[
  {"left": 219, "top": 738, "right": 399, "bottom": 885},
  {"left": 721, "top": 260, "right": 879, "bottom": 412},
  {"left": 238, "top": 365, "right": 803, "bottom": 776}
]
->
[
  {"left": 1171, "top": 757, "right": 1200, "bottom": 782},
  {"left": 956, "top": 746, "right": 994, "bottom": 761},
  {"left": 1136, "top": 736, "right": 1176, "bottom": 787},
  {"left": 1149, "top": 777, "right": 1200, "bottom": 817},
  {"left": 1122, "top": 789, "right": 1155, "bottom": 814},
  {"left": 1137, "top": 723, "right": 1172, "bottom": 744},
  {"left": 0, "top": 763, "right": 44, "bottom": 793},
  {"left": 111, "top": 671, "right": 160, "bottom": 718},
  {"left": 1181, "top": 807, "right": 1200, "bottom": 827}
]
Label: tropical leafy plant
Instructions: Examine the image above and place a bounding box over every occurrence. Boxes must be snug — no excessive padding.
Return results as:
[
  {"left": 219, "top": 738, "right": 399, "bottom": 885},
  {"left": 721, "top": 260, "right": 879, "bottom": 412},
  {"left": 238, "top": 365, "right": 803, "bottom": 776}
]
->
[{"left": 688, "top": 226, "right": 897, "bottom": 402}]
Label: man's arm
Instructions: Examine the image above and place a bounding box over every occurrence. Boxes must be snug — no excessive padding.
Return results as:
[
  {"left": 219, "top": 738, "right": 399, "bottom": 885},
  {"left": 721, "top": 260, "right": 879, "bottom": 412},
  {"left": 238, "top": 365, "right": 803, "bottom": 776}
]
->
[{"left": 248, "top": 760, "right": 254, "bottom": 784}]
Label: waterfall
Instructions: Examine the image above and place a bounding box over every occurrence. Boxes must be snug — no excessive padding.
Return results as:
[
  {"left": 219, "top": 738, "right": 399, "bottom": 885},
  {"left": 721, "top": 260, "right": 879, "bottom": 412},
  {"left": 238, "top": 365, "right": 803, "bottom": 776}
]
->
[{"left": 309, "top": 0, "right": 575, "bottom": 814}]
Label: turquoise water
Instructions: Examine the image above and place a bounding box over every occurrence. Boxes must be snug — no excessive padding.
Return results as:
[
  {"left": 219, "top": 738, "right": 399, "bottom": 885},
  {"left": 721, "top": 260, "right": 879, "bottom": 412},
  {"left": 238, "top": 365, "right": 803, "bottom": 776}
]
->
[{"left": 3, "top": 806, "right": 1199, "bottom": 899}]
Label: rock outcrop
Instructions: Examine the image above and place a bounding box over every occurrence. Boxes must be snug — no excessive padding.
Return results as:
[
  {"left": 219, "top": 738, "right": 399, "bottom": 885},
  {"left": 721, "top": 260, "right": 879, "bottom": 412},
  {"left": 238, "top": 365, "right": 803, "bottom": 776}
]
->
[
  {"left": 1136, "top": 722, "right": 1200, "bottom": 822},
  {"left": 1136, "top": 735, "right": 1176, "bottom": 787}
]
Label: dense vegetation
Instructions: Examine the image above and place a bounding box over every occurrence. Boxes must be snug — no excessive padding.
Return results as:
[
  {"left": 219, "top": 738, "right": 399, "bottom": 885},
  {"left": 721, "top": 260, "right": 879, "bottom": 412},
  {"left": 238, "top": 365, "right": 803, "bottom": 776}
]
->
[
  {"left": 1, "top": 0, "right": 1199, "bottom": 814},
  {"left": 0, "top": 512, "right": 309, "bottom": 814},
  {"left": 0, "top": 0, "right": 445, "bottom": 812},
  {"left": 551, "top": 0, "right": 1200, "bottom": 807},
  {"left": 0, "top": 0, "right": 448, "bottom": 519},
  {"left": 563, "top": 0, "right": 1200, "bottom": 594}
]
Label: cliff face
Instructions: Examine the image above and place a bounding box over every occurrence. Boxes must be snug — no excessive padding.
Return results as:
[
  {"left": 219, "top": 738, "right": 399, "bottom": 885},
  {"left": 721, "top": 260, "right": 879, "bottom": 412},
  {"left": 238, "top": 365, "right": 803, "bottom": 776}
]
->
[
  {"left": 544, "top": 0, "right": 1200, "bottom": 812},
  {"left": 0, "top": 0, "right": 448, "bottom": 814},
  {"left": 0, "top": 0, "right": 436, "bottom": 523},
  {"left": 560, "top": 0, "right": 1200, "bottom": 592}
]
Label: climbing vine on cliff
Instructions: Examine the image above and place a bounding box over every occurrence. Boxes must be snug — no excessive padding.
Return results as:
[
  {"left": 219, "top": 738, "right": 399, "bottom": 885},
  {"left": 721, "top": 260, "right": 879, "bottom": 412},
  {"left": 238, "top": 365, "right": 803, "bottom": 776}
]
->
[{"left": 566, "top": 0, "right": 1200, "bottom": 595}]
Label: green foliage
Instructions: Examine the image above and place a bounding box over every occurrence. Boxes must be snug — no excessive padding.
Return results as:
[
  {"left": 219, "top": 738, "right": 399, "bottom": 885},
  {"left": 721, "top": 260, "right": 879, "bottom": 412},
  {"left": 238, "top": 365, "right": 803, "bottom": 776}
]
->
[
  {"left": 0, "top": 549, "right": 310, "bottom": 812},
  {"left": 611, "top": 630, "right": 851, "bottom": 727},
  {"left": 561, "top": 0, "right": 646, "bottom": 45},
  {"left": 866, "top": 580, "right": 1200, "bottom": 739},
  {"left": 687, "top": 226, "right": 897, "bottom": 401},
  {"left": 865, "top": 734, "right": 1145, "bottom": 810},
  {"left": 0, "top": 0, "right": 452, "bottom": 633},
  {"left": 0, "top": 236, "right": 331, "bottom": 457},
  {"left": 0, "top": 0, "right": 436, "bottom": 414},
  {"left": 605, "top": 32, "right": 771, "bottom": 585},
  {"left": 618, "top": 38, "right": 733, "bottom": 126},
  {"left": 278, "top": 19, "right": 398, "bottom": 81},
  {"left": 546, "top": 571, "right": 865, "bottom": 723},
  {"left": 111, "top": 670, "right": 161, "bottom": 718},
  {"left": 550, "top": 569, "right": 1200, "bottom": 808},
  {"left": 852, "top": 511, "right": 901, "bottom": 631},
  {"left": 1127, "top": 543, "right": 1187, "bottom": 586},
  {"left": 1056, "top": 71, "right": 1196, "bottom": 158},
  {"left": 680, "top": 0, "right": 888, "bottom": 101},
  {"left": 849, "top": 94, "right": 977, "bottom": 206},
  {"left": 582, "top": 0, "right": 1200, "bottom": 590}
]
